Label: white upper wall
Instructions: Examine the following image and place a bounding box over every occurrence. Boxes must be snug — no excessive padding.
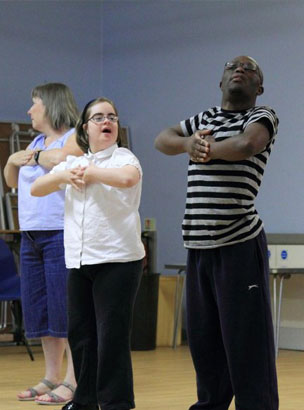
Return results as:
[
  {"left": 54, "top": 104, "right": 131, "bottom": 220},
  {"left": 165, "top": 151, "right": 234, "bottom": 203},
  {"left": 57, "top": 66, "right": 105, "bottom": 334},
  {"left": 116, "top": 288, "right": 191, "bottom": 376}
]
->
[{"left": 102, "top": 0, "right": 304, "bottom": 271}]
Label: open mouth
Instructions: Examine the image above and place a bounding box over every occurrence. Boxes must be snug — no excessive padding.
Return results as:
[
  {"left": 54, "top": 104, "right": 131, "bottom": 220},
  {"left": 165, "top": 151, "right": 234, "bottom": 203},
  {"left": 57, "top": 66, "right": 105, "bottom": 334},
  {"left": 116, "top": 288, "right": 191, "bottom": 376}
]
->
[{"left": 102, "top": 127, "right": 111, "bottom": 133}]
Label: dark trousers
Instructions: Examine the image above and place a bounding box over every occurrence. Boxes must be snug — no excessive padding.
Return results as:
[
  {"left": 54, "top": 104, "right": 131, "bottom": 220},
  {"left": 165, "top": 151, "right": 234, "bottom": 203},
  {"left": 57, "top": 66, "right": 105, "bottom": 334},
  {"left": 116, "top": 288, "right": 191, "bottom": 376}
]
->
[
  {"left": 186, "top": 230, "right": 278, "bottom": 410},
  {"left": 67, "top": 260, "right": 143, "bottom": 410}
]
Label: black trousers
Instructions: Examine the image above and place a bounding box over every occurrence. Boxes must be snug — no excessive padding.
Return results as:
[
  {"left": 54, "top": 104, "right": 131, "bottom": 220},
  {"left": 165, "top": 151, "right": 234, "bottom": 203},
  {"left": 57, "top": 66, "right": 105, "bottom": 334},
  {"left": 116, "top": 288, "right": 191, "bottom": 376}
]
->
[
  {"left": 67, "top": 260, "right": 143, "bottom": 410},
  {"left": 186, "top": 230, "right": 278, "bottom": 410}
]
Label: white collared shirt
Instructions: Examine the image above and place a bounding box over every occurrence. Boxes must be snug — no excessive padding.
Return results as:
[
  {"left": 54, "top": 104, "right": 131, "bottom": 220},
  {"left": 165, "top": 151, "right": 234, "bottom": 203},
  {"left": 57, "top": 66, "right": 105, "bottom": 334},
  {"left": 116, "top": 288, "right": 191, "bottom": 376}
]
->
[{"left": 51, "top": 144, "right": 145, "bottom": 269}]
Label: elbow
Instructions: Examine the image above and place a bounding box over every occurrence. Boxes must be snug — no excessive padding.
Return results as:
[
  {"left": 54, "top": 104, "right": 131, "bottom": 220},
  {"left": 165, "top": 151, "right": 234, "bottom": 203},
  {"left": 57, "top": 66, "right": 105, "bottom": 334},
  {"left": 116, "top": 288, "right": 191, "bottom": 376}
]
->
[
  {"left": 30, "top": 186, "right": 40, "bottom": 197},
  {"left": 30, "top": 183, "right": 44, "bottom": 197},
  {"left": 120, "top": 171, "right": 140, "bottom": 188},
  {"left": 154, "top": 137, "right": 171, "bottom": 155},
  {"left": 154, "top": 128, "right": 184, "bottom": 155},
  {"left": 122, "top": 176, "right": 137, "bottom": 188},
  {"left": 50, "top": 150, "right": 67, "bottom": 166},
  {"left": 155, "top": 134, "right": 172, "bottom": 154},
  {"left": 154, "top": 132, "right": 170, "bottom": 153},
  {"left": 4, "top": 169, "right": 17, "bottom": 189},
  {"left": 5, "top": 180, "right": 18, "bottom": 189},
  {"left": 242, "top": 141, "right": 257, "bottom": 158}
]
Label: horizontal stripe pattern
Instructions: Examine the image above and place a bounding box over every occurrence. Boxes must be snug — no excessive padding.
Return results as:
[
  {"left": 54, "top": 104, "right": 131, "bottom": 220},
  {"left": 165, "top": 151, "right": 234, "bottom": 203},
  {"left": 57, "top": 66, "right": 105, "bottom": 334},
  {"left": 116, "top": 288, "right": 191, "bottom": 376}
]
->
[{"left": 180, "top": 105, "right": 278, "bottom": 248}]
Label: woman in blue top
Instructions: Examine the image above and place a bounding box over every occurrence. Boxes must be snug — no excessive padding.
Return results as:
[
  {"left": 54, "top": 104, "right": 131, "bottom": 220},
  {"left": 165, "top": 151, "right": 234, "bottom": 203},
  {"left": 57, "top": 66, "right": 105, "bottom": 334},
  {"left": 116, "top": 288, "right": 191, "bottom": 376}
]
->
[{"left": 4, "top": 83, "right": 83, "bottom": 405}]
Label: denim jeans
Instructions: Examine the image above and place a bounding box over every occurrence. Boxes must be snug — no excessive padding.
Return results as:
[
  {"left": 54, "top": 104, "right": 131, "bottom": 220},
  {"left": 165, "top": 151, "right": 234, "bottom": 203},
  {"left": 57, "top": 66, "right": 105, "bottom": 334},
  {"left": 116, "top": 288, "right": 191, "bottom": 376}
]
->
[{"left": 20, "top": 230, "right": 68, "bottom": 338}]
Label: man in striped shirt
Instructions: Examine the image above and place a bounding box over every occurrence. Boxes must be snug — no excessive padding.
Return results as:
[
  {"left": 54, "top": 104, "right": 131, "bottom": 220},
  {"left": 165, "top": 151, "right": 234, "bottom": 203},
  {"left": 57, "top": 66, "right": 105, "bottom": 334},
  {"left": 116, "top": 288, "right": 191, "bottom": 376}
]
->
[{"left": 155, "top": 56, "right": 278, "bottom": 410}]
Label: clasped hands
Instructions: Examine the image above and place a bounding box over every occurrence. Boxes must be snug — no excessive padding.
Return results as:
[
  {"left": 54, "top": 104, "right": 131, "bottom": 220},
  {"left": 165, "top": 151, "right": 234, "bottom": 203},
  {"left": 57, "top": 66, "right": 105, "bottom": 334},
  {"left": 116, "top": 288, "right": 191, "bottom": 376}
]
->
[
  {"left": 8, "top": 149, "right": 36, "bottom": 167},
  {"left": 186, "top": 130, "right": 215, "bottom": 163},
  {"left": 65, "top": 164, "right": 97, "bottom": 191}
]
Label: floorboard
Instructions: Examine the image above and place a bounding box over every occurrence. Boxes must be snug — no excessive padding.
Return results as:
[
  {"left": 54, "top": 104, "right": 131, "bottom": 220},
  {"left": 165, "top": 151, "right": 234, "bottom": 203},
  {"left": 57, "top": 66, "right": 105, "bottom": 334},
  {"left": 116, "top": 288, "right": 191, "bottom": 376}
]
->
[{"left": 0, "top": 344, "right": 302, "bottom": 409}]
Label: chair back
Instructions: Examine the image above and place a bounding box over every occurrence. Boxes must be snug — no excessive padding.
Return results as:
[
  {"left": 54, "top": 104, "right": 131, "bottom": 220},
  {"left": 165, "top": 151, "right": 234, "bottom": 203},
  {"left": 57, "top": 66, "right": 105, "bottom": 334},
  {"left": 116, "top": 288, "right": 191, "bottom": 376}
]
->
[
  {"left": 0, "top": 166, "right": 7, "bottom": 229},
  {"left": 5, "top": 192, "right": 18, "bottom": 230},
  {"left": 0, "top": 238, "right": 20, "bottom": 301}
]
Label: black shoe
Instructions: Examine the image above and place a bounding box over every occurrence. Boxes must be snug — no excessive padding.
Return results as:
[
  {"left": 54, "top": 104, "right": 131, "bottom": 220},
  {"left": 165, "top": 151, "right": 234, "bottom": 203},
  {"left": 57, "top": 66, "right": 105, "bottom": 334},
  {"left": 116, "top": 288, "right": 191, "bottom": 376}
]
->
[{"left": 61, "top": 401, "right": 99, "bottom": 410}]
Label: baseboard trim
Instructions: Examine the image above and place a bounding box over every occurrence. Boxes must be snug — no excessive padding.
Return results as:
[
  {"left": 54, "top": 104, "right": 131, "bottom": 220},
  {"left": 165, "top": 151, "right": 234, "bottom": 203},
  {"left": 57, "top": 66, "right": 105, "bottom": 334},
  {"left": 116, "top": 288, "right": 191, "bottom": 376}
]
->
[{"left": 279, "top": 326, "right": 304, "bottom": 350}]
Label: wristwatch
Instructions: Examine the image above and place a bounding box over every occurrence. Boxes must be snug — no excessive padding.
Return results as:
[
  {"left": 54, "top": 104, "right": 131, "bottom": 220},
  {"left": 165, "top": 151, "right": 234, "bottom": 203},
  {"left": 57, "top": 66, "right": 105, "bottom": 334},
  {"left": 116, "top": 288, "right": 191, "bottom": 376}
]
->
[{"left": 34, "top": 150, "right": 42, "bottom": 164}]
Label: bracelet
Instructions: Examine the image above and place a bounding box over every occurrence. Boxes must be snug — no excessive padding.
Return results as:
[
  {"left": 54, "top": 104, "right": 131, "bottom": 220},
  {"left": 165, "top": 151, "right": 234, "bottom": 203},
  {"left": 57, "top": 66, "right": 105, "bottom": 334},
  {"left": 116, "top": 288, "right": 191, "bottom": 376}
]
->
[{"left": 34, "top": 150, "right": 42, "bottom": 164}]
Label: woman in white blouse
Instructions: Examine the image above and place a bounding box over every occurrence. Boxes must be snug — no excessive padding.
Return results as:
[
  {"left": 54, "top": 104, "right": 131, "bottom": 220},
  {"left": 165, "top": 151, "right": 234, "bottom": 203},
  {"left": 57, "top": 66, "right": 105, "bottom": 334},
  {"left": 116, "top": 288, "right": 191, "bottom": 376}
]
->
[{"left": 31, "top": 97, "right": 145, "bottom": 410}]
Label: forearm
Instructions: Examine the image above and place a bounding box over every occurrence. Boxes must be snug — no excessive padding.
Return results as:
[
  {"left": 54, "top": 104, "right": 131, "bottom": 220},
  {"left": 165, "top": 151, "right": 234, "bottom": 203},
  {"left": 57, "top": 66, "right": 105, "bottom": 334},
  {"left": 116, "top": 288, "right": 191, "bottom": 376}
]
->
[
  {"left": 210, "top": 136, "right": 258, "bottom": 161},
  {"left": 4, "top": 149, "right": 34, "bottom": 187},
  {"left": 208, "top": 122, "right": 270, "bottom": 162},
  {"left": 86, "top": 166, "right": 140, "bottom": 188},
  {"left": 31, "top": 172, "right": 65, "bottom": 196},
  {"left": 4, "top": 162, "right": 19, "bottom": 188},
  {"left": 34, "top": 133, "right": 83, "bottom": 170},
  {"left": 36, "top": 149, "right": 67, "bottom": 170},
  {"left": 155, "top": 127, "right": 188, "bottom": 155},
  {"left": 4, "top": 164, "right": 19, "bottom": 188}
]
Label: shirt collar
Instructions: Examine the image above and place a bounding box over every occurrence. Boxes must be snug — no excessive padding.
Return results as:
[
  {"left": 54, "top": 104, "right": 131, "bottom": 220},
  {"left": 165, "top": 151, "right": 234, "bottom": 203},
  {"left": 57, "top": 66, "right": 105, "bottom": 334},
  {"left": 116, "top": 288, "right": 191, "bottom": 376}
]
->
[{"left": 85, "top": 143, "right": 118, "bottom": 160}]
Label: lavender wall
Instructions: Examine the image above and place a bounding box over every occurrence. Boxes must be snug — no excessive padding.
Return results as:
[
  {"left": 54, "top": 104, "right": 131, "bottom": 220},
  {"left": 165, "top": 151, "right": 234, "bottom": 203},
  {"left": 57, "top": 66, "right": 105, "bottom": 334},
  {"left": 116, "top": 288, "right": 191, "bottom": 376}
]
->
[
  {"left": 1, "top": 0, "right": 304, "bottom": 274},
  {"left": 102, "top": 0, "right": 304, "bottom": 272},
  {"left": 0, "top": 0, "right": 102, "bottom": 121}
]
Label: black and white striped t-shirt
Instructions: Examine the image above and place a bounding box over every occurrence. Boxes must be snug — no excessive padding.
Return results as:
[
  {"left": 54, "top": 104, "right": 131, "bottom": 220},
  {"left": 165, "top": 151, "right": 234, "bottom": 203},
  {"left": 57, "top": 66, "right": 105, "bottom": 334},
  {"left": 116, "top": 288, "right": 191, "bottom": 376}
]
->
[{"left": 180, "top": 105, "right": 278, "bottom": 249}]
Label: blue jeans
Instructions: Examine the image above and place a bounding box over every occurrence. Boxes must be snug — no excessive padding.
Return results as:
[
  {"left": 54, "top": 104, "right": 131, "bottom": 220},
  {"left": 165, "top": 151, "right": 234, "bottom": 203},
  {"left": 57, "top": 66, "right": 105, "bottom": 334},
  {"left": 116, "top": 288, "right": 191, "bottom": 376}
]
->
[{"left": 20, "top": 230, "right": 69, "bottom": 338}]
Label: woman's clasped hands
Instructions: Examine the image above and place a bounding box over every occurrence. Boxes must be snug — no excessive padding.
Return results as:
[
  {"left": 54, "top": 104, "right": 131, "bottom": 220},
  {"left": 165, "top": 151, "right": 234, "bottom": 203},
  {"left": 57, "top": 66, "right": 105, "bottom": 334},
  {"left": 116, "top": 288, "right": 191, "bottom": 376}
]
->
[
  {"left": 66, "top": 163, "right": 98, "bottom": 191},
  {"left": 8, "top": 149, "right": 35, "bottom": 167}
]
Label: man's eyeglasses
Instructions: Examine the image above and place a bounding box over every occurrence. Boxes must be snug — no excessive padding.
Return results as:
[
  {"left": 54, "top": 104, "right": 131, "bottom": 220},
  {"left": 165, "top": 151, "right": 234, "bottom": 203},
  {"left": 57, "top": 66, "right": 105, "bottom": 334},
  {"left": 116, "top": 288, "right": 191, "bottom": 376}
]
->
[
  {"left": 87, "top": 114, "right": 119, "bottom": 124},
  {"left": 224, "top": 61, "right": 258, "bottom": 73}
]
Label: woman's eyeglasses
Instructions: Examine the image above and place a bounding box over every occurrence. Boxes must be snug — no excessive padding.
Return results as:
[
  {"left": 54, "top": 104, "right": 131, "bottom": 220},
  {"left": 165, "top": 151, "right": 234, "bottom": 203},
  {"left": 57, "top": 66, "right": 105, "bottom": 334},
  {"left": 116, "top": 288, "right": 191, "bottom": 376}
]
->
[{"left": 87, "top": 114, "right": 119, "bottom": 124}]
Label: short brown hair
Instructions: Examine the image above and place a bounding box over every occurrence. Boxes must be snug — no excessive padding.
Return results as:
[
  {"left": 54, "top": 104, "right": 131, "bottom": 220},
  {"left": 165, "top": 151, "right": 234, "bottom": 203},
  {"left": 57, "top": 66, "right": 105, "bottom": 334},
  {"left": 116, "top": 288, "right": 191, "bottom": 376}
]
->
[{"left": 32, "top": 83, "right": 79, "bottom": 130}]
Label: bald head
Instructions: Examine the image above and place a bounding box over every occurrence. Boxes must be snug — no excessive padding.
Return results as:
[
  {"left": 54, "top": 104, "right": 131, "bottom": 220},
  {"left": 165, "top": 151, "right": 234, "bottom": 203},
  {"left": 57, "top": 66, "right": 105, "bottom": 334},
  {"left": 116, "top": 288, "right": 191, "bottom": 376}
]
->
[{"left": 243, "top": 56, "right": 263, "bottom": 84}]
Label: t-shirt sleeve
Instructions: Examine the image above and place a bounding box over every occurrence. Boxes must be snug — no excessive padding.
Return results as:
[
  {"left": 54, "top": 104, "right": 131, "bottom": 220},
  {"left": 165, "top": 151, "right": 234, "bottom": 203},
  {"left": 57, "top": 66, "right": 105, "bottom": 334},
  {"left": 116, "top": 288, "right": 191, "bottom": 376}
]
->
[
  {"left": 244, "top": 106, "right": 279, "bottom": 140},
  {"left": 180, "top": 112, "right": 204, "bottom": 137},
  {"left": 111, "top": 148, "right": 143, "bottom": 177}
]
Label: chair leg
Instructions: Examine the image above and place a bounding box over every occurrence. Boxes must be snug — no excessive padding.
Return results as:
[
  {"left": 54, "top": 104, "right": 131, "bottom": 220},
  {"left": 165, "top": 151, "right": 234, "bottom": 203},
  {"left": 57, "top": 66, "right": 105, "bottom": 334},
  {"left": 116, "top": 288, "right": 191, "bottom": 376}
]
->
[
  {"left": 0, "top": 301, "right": 8, "bottom": 330},
  {"left": 10, "top": 301, "right": 34, "bottom": 361}
]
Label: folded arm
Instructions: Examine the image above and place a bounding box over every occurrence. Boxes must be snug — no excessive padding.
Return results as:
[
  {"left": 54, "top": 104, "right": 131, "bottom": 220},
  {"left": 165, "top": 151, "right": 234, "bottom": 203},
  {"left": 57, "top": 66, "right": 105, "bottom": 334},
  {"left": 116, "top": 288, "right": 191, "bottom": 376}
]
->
[
  {"left": 4, "top": 133, "right": 83, "bottom": 188},
  {"left": 4, "top": 150, "right": 35, "bottom": 188},
  {"left": 31, "top": 163, "right": 141, "bottom": 197},
  {"left": 31, "top": 167, "right": 85, "bottom": 197},
  {"left": 206, "top": 122, "right": 271, "bottom": 162},
  {"left": 27, "top": 132, "right": 83, "bottom": 169},
  {"left": 155, "top": 124, "right": 211, "bottom": 160},
  {"left": 82, "top": 164, "right": 141, "bottom": 188}
]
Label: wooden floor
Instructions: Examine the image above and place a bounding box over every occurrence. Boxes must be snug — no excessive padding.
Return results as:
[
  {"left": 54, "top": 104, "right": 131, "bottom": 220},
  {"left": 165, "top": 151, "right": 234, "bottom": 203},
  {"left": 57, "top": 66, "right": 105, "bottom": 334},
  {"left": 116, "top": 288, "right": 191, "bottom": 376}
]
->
[{"left": 0, "top": 344, "right": 303, "bottom": 409}]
